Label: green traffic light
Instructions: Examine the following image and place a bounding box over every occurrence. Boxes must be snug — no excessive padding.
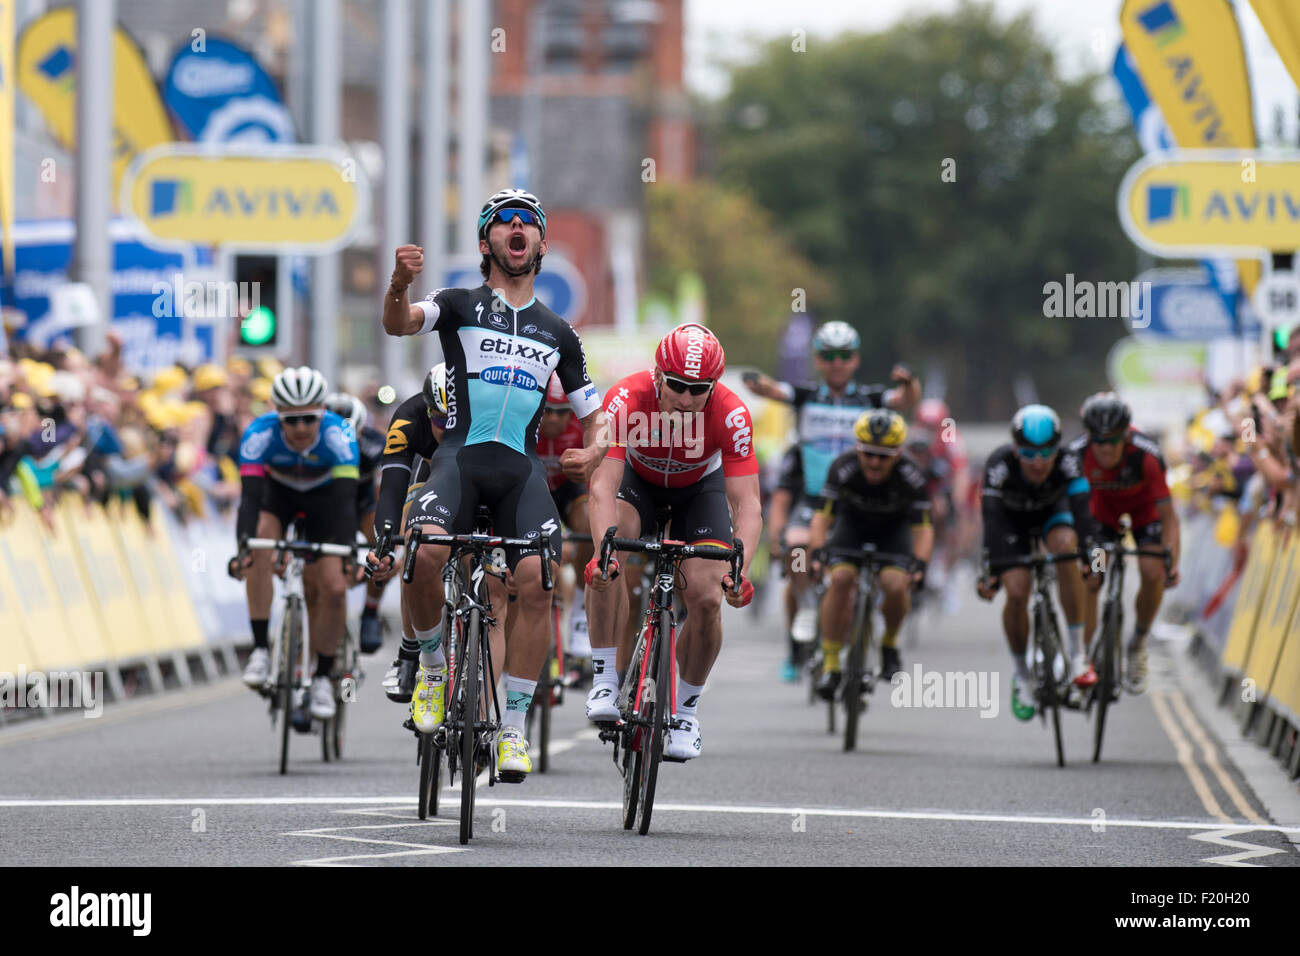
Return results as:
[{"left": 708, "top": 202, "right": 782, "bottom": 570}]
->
[{"left": 241, "top": 306, "right": 277, "bottom": 346}]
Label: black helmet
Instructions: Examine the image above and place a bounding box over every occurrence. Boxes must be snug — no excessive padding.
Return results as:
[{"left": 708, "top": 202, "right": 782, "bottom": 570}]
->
[{"left": 1080, "top": 392, "right": 1131, "bottom": 437}]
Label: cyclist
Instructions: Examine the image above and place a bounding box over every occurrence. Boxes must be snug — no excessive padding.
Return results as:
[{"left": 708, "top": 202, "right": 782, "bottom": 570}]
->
[
  {"left": 808, "top": 409, "right": 932, "bottom": 694},
  {"left": 535, "top": 372, "right": 595, "bottom": 665},
  {"left": 380, "top": 187, "right": 604, "bottom": 779},
  {"left": 914, "top": 398, "right": 974, "bottom": 602},
  {"left": 743, "top": 320, "right": 920, "bottom": 681},
  {"left": 582, "top": 323, "right": 762, "bottom": 759},
  {"left": 324, "top": 392, "right": 389, "bottom": 654},
  {"left": 367, "top": 366, "right": 449, "bottom": 731},
  {"left": 233, "top": 367, "right": 360, "bottom": 721},
  {"left": 1069, "top": 392, "right": 1180, "bottom": 694},
  {"left": 975, "top": 405, "right": 1091, "bottom": 721}
]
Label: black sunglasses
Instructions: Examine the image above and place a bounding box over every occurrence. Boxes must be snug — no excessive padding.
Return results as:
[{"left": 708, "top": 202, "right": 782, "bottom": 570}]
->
[
  {"left": 279, "top": 412, "right": 322, "bottom": 427},
  {"left": 663, "top": 376, "right": 713, "bottom": 396},
  {"left": 818, "top": 349, "right": 856, "bottom": 361}
]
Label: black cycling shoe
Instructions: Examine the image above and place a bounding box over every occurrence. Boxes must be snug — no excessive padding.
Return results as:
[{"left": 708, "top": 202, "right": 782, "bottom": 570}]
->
[
  {"left": 879, "top": 646, "right": 903, "bottom": 682},
  {"left": 385, "top": 656, "right": 419, "bottom": 703},
  {"left": 359, "top": 613, "right": 383, "bottom": 654},
  {"left": 815, "top": 669, "right": 841, "bottom": 702}
]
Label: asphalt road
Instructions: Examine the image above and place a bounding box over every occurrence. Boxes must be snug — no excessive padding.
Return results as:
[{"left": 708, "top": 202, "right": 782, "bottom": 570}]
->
[{"left": 2, "top": 578, "right": 1298, "bottom": 867}]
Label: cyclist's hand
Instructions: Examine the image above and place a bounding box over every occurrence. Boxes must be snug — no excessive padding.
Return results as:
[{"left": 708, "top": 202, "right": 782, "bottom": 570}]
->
[
  {"left": 392, "top": 243, "right": 423, "bottom": 288},
  {"left": 1165, "top": 566, "right": 1180, "bottom": 589},
  {"left": 585, "top": 554, "right": 619, "bottom": 589},
  {"left": 366, "top": 550, "right": 396, "bottom": 581},
  {"left": 351, "top": 560, "right": 368, "bottom": 585},
  {"left": 230, "top": 551, "right": 254, "bottom": 581},
  {"left": 976, "top": 577, "right": 997, "bottom": 601},
  {"left": 911, "top": 568, "right": 926, "bottom": 592},
  {"left": 721, "top": 573, "right": 754, "bottom": 608},
  {"left": 560, "top": 446, "right": 593, "bottom": 484},
  {"left": 741, "top": 370, "right": 761, "bottom": 391},
  {"left": 891, "top": 363, "right": 915, "bottom": 387},
  {"left": 273, "top": 550, "right": 290, "bottom": 577}
]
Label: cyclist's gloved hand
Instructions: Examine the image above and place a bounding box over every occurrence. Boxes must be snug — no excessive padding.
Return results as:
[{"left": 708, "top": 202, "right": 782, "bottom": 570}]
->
[
  {"left": 722, "top": 573, "right": 754, "bottom": 608},
  {"left": 911, "top": 559, "right": 927, "bottom": 592},
  {"left": 741, "top": 370, "right": 761, "bottom": 390},
  {"left": 585, "top": 554, "right": 620, "bottom": 588}
]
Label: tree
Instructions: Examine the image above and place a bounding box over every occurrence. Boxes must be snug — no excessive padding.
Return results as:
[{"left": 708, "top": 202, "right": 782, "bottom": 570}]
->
[
  {"left": 713, "top": 0, "right": 1141, "bottom": 418},
  {"left": 644, "top": 180, "right": 830, "bottom": 371}
]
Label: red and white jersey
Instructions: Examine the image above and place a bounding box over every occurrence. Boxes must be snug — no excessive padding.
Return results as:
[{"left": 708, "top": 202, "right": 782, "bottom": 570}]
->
[
  {"left": 537, "top": 415, "right": 586, "bottom": 491},
  {"left": 604, "top": 370, "right": 759, "bottom": 488}
]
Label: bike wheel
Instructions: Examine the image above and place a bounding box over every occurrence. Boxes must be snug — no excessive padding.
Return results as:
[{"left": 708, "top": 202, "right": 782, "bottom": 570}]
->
[
  {"left": 1035, "top": 604, "right": 1065, "bottom": 768},
  {"left": 636, "top": 609, "right": 672, "bottom": 835},
  {"left": 279, "top": 600, "right": 301, "bottom": 776},
  {"left": 620, "top": 626, "right": 648, "bottom": 830},
  {"left": 459, "top": 607, "right": 481, "bottom": 845},
  {"left": 1092, "top": 600, "right": 1121, "bottom": 763},
  {"left": 843, "top": 595, "right": 870, "bottom": 753},
  {"left": 418, "top": 733, "right": 442, "bottom": 819}
]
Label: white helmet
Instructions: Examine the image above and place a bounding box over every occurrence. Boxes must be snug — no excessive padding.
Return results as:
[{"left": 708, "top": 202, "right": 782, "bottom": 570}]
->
[
  {"left": 324, "top": 392, "right": 367, "bottom": 433},
  {"left": 477, "top": 187, "right": 547, "bottom": 240},
  {"left": 271, "top": 366, "right": 328, "bottom": 408},
  {"left": 813, "top": 320, "right": 861, "bottom": 352},
  {"left": 423, "top": 363, "right": 448, "bottom": 416}
]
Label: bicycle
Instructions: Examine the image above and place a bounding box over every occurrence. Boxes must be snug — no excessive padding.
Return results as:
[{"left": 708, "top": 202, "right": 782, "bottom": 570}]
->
[
  {"left": 819, "top": 545, "right": 921, "bottom": 752},
  {"left": 981, "top": 548, "right": 1079, "bottom": 768},
  {"left": 402, "top": 519, "right": 554, "bottom": 845},
  {"left": 594, "top": 517, "right": 742, "bottom": 835},
  {"left": 1084, "top": 517, "right": 1171, "bottom": 763},
  {"left": 229, "top": 530, "right": 357, "bottom": 775}
]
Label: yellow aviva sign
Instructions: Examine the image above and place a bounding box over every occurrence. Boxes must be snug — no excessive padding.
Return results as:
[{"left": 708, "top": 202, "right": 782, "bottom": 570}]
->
[
  {"left": 121, "top": 145, "right": 366, "bottom": 253},
  {"left": 1119, "top": 150, "right": 1300, "bottom": 258}
]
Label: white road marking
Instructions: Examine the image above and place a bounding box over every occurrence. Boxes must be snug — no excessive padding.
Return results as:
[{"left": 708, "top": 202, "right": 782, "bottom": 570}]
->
[
  {"left": 1189, "top": 828, "right": 1291, "bottom": 867},
  {"left": 285, "top": 807, "right": 466, "bottom": 866},
  {"left": 5, "top": 794, "right": 1299, "bottom": 837}
]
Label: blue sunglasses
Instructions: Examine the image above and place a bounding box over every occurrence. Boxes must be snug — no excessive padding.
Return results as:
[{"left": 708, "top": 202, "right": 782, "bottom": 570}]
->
[
  {"left": 1017, "top": 445, "right": 1058, "bottom": 460},
  {"left": 494, "top": 208, "right": 541, "bottom": 227}
]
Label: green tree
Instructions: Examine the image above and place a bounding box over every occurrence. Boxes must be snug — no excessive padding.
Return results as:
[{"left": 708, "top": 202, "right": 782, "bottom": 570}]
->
[
  {"left": 644, "top": 180, "right": 830, "bottom": 371},
  {"left": 714, "top": 0, "right": 1140, "bottom": 418}
]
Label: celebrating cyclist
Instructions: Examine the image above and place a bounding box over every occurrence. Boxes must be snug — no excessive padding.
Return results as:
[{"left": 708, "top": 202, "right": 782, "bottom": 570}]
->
[
  {"left": 808, "top": 409, "right": 932, "bottom": 695},
  {"left": 324, "top": 392, "right": 389, "bottom": 655},
  {"left": 233, "top": 367, "right": 360, "bottom": 722},
  {"left": 582, "top": 323, "right": 762, "bottom": 760},
  {"left": 976, "top": 405, "right": 1091, "bottom": 721},
  {"left": 1069, "top": 392, "right": 1180, "bottom": 694},
  {"left": 381, "top": 187, "right": 604, "bottom": 779},
  {"left": 742, "top": 320, "right": 920, "bottom": 681}
]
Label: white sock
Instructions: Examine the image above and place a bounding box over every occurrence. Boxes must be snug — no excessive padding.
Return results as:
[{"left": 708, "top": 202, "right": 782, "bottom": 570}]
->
[
  {"left": 1067, "top": 624, "right": 1082, "bottom": 659},
  {"left": 414, "top": 624, "right": 446, "bottom": 670},
  {"left": 591, "top": 646, "right": 618, "bottom": 689},
  {"left": 1013, "top": 653, "right": 1032, "bottom": 686},
  {"left": 677, "top": 680, "right": 705, "bottom": 720},
  {"left": 502, "top": 674, "right": 536, "bottom": 731},
  {"left": 569, "top": 586, "right": 590, "bottom": 656}
]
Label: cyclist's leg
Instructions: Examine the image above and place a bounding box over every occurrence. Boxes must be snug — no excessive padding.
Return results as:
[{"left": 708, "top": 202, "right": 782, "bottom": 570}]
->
[
  {"left": 405, "top": 449, "right": 473, "bottom": 639},
  {"left": 592, "top": 462, "right": 649, "bottom": 673},
  {"left": 985, "top": 505, "right": 1034, "bottom": 697},
  {"left": 1043, "top": 513, "right": 1083, "bottom": 658},
  {"left": 876, "top": 520, "right": 916, "bottom": 676},
  {"left": 816, "top": 515, "right": 864, "bottom": 696},
  {"left": 562, "top": 487, "right": 594, "bottom": 658},
  {"left": 303, "top": 555, "right": 347, "bottom": 669},
  {"left": 1131, "top": 520, "right": 1166, "bottom": 642},
  {"left": 246, "top": 509, "right": 283, "bottom": 630}
]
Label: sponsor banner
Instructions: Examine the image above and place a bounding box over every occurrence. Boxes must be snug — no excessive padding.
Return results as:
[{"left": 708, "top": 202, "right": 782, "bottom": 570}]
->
[
  {"left": 16, "top": 9, "right": 173, "bottom": 209},
  {"left": 163, "top": 36, "right": 296, "bottom": 144},
  {"left": 121, "top": 144, "right": 366, "bottom": 253},
  {"left": 1, "top": 0, "right": 14, "bottom": 281},
  {"left": 1118, "top": 150, "right": 1300, "bottom": 258},
  {"left": 1250, "top": 0, "right": 1300, "bottom": 94},
  {"left": 1129, "top": 268, "right": 1260, "bottom": 339}
]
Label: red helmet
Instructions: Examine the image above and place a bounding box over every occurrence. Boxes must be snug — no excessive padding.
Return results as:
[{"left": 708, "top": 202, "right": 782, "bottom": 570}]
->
[
  {"left": 655, "top": 323, "right": 725, "bottom": 382},
  {"left": 915, "top": 399, "right": 950, "bottom": 431},
  {"left": 544, "top": 373, "right": 569, "bottom": 408}
]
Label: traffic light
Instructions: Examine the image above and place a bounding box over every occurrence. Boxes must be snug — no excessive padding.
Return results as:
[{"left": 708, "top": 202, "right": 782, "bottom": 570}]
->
[{"left": 234, "top": 254, "right": 279, "bottom": 348}]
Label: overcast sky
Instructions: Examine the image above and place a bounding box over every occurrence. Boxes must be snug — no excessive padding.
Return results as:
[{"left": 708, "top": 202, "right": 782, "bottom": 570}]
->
[{"left": 683, "top": 0, "right": 1297, "bottom": 141}]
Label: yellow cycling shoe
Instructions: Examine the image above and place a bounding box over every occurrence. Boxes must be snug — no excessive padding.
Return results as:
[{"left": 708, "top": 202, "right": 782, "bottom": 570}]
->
[
  {"left": 496, "top": 727, "right": 531, "bottom": 782},
  {"left": 410, "top": 666, "right": 446, "bottom": 733}
]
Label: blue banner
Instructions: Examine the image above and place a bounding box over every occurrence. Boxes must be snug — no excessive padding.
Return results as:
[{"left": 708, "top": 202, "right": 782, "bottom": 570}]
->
[
  {"left": 163, "top": 36, "right": 295, "bottom": 143},
  {"left": 1130, "top": 269, "right": 1260, "bottom": 340}
]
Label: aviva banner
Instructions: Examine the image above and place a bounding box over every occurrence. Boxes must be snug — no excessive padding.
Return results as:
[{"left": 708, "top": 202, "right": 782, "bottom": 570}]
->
[
  {"left": 1, "top": 0, "right": 14, "bottom": 281},
  {"left": 16, "top": 9, "right": 172, "bottom": 208},
  {"left": 1251, "top": 1, "right": 1300, "bottom": 94},
  {"left": 1119, "top": 151, "right": 1300, "bottom": 258},
  {"left": 1120, "top": 0, "right": 1256, "bottom": 149},
  {"left": 120, "top": 145, "right": 366, "bottom": 253}
]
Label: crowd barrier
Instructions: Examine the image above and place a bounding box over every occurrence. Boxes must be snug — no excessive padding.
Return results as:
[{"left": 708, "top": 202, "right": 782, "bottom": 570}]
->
[{"left": 1181, "top": 503, "right": 1300, "bottom": 783}]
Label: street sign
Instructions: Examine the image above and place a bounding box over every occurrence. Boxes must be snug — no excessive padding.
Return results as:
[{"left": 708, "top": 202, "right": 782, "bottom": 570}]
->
[
  {"left": 120, "top": 144, "right": 367, "bottom": 254},
  {"left": 1118, "top": 149, "right": 1300, "bottom": 258},
  {"left": 1253, "top": 271, "right": 1300, "bottom": 327}
]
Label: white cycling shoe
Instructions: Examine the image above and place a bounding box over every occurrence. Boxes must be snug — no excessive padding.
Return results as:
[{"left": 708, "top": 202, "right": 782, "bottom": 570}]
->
[
  {"left": 665, "top": 716, "right": 702, "bottom": 760},
  {"left": 242, "top": 648, "right": 270, "bottom": 688},
  {"left": 586, "top": 683, "right": 621, "bottom": 722},
  {"left": 309, "top": 676, "right": 336, "bottom": 720}
]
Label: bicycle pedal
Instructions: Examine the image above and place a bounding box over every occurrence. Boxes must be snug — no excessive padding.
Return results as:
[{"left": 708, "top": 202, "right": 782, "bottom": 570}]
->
[
  {"left": 402, "top": 716, "right": 417, "bottom": 732},
  {"left": 497, "top": 770, "right": 527, "bottom": 784}
]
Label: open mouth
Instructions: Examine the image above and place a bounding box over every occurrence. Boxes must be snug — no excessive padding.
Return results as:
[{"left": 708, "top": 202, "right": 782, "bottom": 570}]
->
[{"left": 508, "top": 234, "right": 528, "bottom": 255}]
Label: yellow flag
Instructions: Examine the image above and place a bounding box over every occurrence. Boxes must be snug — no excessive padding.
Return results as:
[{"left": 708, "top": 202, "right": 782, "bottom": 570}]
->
[
  {"left": 0, "top": 0, "right": 15, "bottom": 281},
  {"left": 1251, "top": 0, "right": 1300, "bottom": 94}
]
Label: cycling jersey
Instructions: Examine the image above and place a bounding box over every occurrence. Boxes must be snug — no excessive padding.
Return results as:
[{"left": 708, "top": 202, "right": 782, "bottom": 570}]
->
[
  {"left": 537, "top": 416, "right": 585, "bottom": 492},
  {"left": 776, "top": 381, "right": 889, "bottom": 498},
  {"left": 816, "top": 451, "right": 931, "bottom": 527},
  {"left": 375, "top": 394, "right": 442, "bottom": 535},
  {"left": 357, "top": 424, "right": 386, "bottom": 515},
  {"left": 604, "top": 370, "right": 759, "bottom": 488},
  {"left": 1063, "top": 430, "right": 1170, "bottom": 530},
  {"left": 413, "top": 285, "right": 601, "bottom": 455},
  {"left": 981, "top": 444, "right": 1091, "bottom": 562},
  {"left": 238, "top": 411, "right": 359, "bottom": 491}
]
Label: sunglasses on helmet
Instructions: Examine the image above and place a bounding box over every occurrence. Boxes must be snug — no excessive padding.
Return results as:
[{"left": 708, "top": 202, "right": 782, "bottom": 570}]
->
[
  {"left": 1016, "top": 444, "right": 1057, "bottom": 460},
  {"left": 279, "top": 411, "right": 322, "bottom": 426},
  {"left": 818, "top": 349, "right": 856, "bottom": 361},
  {"left": 493, "top": 208, "right": 541, "bottom": 227},
  {"left": 663, "top": 375, "right": 713, "bottom": 396}
]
